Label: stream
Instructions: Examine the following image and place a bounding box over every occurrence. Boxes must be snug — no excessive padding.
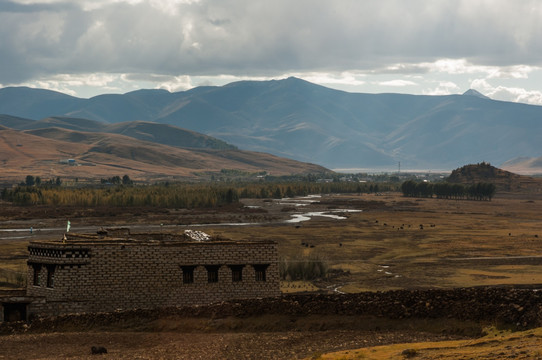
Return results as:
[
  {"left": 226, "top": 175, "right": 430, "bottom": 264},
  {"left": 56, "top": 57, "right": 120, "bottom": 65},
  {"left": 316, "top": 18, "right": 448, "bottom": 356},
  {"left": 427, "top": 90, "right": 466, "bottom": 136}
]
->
[{"left": 0, "top": 196, "right": 363, "bottom": 241}]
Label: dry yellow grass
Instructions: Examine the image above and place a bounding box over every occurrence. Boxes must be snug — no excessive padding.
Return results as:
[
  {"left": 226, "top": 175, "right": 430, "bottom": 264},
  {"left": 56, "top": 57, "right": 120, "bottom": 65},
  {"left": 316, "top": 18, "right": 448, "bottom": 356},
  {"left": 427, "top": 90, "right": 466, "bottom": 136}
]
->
[
  {"left": 310, "top": 327, "right": 542, "bottom": 359},
  {"left": 2, "top": 192, "right": 542, "bottom": 357},
  {"left": 210, "top": 193, "right": 542, "bottom": 291},
  {"left": 2, "top": 192, "right": 542, "bottom": 291},
  {"left": 0, "top": 128, "right": 325, "bottom": 182},
  {"left": 280, "top": 280, "right": 319, "bottom": 293}
]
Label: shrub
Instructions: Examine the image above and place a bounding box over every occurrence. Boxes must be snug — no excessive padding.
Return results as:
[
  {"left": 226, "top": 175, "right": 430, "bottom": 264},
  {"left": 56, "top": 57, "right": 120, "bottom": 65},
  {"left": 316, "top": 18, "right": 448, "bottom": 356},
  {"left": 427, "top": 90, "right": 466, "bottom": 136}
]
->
[{"left": 280, "top": 254, "right": 328, "bottom": 281}]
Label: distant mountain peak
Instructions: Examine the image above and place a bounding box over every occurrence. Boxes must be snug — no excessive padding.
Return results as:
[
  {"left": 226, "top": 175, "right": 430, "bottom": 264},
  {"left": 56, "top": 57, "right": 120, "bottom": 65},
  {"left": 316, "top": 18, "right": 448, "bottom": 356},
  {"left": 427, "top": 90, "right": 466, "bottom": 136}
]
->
[{"left": 462, "top": 89, "right": 490, "bottom": 100}]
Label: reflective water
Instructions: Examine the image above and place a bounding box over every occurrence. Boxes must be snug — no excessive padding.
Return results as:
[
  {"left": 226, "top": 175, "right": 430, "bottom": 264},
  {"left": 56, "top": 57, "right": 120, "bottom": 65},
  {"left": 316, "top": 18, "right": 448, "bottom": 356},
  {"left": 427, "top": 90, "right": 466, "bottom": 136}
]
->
[{"left": 1, "top": 195, "right": 363, "bottom": 239}]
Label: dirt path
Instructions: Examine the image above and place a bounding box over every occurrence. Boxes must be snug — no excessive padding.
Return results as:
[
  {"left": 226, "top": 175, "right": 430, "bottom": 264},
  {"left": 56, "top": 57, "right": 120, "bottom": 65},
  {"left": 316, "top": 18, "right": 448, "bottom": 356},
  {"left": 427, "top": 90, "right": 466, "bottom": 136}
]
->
[{"left": 0, "top": 329, "right": 468, "bottom": 360}]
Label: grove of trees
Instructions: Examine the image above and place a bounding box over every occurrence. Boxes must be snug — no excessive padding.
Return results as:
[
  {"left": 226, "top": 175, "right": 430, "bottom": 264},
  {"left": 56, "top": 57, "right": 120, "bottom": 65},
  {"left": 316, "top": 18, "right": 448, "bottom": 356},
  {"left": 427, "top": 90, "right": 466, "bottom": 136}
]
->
[
  {"left": 0, "top": 174, "right": 400, "bottom": 208},
  {"left": 0, "top": 183, "right": 240, "bottom": 208},
  {"left": 401, "top": 180, "right": 496, "bottom": 201}
]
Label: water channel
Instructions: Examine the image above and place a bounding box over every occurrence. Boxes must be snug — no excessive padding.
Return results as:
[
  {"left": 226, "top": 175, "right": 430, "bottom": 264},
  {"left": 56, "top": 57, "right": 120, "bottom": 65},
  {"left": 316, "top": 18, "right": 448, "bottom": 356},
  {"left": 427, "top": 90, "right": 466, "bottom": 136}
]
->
[{"left": 0, "top": 195, "right": 363, "bottom": 241}]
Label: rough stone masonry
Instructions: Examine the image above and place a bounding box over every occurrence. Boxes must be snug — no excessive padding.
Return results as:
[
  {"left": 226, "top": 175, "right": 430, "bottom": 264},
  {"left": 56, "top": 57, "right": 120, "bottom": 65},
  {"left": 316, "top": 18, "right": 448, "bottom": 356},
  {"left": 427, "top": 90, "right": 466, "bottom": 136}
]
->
[{"left": 1, "top": 229, "right": 280, "bottom": 321}]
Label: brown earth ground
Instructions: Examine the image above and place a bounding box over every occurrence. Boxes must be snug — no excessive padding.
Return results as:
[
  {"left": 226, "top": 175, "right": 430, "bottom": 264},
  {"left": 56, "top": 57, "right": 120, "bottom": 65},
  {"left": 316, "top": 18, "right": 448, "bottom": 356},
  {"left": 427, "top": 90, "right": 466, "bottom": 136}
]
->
[
  {"left": 0, "top": 316, "right": 481, "bottom": 360},
  {"left": 1, "top": 191, "right": 542, "bottom": 359}
]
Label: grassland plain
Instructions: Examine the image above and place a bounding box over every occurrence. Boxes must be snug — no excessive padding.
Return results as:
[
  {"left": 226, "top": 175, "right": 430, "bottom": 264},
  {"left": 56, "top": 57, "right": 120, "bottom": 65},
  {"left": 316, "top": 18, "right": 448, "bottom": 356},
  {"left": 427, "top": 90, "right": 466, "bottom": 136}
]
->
[
  {"left": 213, "top": 192, "right": 542, "bottom": 292},
  {"left": 1, "top": 191, "right": 542, "bottom": 358}
]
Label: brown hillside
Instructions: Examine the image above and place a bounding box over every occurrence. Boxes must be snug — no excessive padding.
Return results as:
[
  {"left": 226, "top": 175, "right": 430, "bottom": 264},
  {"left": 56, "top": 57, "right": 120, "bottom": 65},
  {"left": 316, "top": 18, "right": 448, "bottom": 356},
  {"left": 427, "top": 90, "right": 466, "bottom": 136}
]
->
[
  {"left": 448, "top": 162, "right": 542, "bottom": 192},
  {"left": 502, "top": 156, "right": 542, "bottom": 175},
  {"left": 105, "top": 121, "right": 236, "bottom": 150},
  {"left": 26, "top": 127, "right": 108, "bottom": 144},
  {"left": 0, "top": 128, "right": 328, "bottom": 183}
]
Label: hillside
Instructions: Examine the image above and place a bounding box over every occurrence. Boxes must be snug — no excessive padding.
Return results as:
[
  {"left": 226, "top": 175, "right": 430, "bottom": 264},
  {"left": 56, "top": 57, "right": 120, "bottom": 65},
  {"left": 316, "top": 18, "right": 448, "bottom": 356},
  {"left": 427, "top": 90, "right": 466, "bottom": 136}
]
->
[
  {"left": 447, "top": 162, "right": 542, "bottom": 192},
  {"left": 0, "top": 127, "right": 328, "bottom": 183},
  {"left": 104, "top": 121, "right": 236, "bottom": 150},
  {"left": 501, "top": 156, "right": 542, "bottom": 175},
  {"left": 1, "top": 78, "right": 542, "bottom": 170},
  {"left": 0, "top": 116, "right": 236, "bottom": 151}
]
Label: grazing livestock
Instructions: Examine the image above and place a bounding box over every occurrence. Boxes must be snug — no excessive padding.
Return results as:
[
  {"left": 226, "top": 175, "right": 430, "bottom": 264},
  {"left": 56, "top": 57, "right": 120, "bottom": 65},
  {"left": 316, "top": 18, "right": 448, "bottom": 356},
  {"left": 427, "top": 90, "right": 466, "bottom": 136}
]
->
[{"left": 91, "top": 346, "right": 107, "bottom": 355}]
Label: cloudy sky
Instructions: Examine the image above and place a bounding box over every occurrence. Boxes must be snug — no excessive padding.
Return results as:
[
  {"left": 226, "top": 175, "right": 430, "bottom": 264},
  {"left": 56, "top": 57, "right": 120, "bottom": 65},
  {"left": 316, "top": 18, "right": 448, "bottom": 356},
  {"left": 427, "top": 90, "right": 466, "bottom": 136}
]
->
[{"left": 1, "top": 0, "right": 542, "bottom": 104}]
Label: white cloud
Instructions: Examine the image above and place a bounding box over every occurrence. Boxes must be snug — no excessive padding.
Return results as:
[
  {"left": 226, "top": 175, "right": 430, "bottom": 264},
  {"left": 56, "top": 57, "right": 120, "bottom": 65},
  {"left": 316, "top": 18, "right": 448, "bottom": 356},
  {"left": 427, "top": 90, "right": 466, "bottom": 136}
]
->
[
  {"left": 378, "top": 80, "right": 417, "bottom": 87},
  {"left": 423, "top": 81, "right": 461, "bottom": 96},
  {"left": 428, "top": 59, "right": 488, "bottom": 75},
  {"left": 486, "top": 65, "right": 535, "bottom": 79},
  {"left": 19, "top": 73, "right": 130, "bottom": 97},
  {"left": 387, "top": 59, "right": 540, "bottom": 79},
  {"left": 470, "top": 79, "right": 542, "bottom": 105},
  {"left": 288, "top": 72, "right": 366, "bottom": 87},
  {"left": 154, "top": 75, "right": 194, "bottom": 92},
  {"left": 382, "top": 59, "right": 541, "bottom": 81},
  {"left": 470, "top": 78, "right": 493, "bottom": 92}
]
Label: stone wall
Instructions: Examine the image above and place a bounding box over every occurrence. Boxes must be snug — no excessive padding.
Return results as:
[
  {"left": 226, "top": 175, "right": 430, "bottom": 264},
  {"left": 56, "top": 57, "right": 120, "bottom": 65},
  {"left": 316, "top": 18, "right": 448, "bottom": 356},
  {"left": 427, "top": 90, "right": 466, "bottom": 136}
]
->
[
  {"left": 4, "top": 287, "right": 542, "bottom": 332},
  {"left": 0, "top": 290, "right": 33, "bottom": 322},
  {"left": 25, "top": 237, "right": 280, "bottom": 317}
]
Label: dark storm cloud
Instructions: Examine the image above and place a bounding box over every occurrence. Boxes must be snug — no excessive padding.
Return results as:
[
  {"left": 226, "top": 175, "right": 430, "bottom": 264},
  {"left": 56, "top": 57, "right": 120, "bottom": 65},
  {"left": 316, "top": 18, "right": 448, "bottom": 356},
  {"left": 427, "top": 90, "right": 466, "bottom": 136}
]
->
[{"left": 1, "top": 0, "right": 541, "bottom": 84}]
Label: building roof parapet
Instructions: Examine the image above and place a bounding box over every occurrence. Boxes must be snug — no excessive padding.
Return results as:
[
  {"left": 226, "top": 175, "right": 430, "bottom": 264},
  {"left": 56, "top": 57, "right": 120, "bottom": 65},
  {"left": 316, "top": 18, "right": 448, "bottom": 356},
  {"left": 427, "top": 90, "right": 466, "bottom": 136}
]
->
[{"left": 28, "top": 230, "right": 276, "bottom": 247}]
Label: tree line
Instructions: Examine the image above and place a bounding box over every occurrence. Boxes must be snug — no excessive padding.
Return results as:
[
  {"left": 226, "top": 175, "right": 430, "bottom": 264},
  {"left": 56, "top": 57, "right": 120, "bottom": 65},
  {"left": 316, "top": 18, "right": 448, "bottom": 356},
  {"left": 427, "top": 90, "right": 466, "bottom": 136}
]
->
[
  {"left": 22, "top": 175, "right": 62, "bottom": 187},
  {"left": 236, "top": 181, "right": 395, "bottom": 199},
  {"left": 401, "top": 180, "right": 496, "bottom": 201},
  {"left": 1, "top": 175, "right": 400, "bottom": 208},
  {"left": 1, "top": 183, "right": 239, "bottom": 208}
]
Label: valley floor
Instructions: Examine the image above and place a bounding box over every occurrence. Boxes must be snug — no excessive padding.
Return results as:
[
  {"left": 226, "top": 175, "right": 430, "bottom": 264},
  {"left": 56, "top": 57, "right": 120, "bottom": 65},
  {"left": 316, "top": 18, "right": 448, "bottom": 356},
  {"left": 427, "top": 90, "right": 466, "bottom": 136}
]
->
[
  {"left": 0, "top": 328, "right": 467, "bottom": 360},
  {"left": 2, "top": 191, "right": 542, "bottom": 358}
]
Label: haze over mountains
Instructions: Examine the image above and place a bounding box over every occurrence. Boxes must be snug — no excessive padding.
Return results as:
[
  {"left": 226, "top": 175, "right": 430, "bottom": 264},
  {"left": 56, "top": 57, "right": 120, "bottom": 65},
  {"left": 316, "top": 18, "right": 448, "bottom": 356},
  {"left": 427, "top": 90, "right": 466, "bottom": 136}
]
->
[{"left": 1, "top": 77, "right": 541, "bottom": 172}]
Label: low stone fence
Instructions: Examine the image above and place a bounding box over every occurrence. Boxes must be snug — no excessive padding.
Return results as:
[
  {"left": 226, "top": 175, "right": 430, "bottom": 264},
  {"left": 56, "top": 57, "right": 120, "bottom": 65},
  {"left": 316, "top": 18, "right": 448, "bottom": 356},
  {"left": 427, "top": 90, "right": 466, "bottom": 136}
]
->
[
  {"left": 201, "top": 287, "right": 542, "bottom": 328},
  {"left": 2, "top": 287, "right": 542, "bottom": 334}
]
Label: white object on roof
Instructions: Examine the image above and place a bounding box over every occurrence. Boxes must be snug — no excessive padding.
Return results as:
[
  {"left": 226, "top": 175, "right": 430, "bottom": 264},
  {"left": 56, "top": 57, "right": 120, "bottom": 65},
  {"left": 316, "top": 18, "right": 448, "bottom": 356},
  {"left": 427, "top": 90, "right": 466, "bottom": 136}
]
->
[{"left": 184, "top": 229, "right": 211, "bottom": 241}]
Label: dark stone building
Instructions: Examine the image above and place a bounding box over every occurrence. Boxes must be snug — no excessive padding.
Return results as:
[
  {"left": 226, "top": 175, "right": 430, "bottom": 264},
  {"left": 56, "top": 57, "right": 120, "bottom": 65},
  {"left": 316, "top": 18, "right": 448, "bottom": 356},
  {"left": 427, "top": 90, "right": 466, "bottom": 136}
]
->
[{"left": 1, "top": 229, "right": 280, "bottom": 322}]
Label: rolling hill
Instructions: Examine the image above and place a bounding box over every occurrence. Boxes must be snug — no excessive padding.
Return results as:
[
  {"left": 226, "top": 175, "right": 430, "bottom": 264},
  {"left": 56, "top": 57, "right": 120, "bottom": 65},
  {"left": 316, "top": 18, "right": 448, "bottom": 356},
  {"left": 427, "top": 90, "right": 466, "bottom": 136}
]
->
[
  {"left": 501, "top": 156, "right": 542, "bottom": 175},
  {"left": 447, "top": 162, "right": 542, "bottom": 192},
  {"left": 0, "top": 126, "right": 328, "bottom": 183},
  {"left": 1, "top": 78, "right": 541, "bottom": 170}
]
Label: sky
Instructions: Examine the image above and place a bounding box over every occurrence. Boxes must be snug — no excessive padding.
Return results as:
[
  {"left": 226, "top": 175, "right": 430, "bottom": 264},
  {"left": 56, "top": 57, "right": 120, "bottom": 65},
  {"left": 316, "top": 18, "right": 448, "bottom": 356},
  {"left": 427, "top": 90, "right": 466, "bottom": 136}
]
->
[{"left": 1, "top": 0, "right": 542, "bottom": 105}]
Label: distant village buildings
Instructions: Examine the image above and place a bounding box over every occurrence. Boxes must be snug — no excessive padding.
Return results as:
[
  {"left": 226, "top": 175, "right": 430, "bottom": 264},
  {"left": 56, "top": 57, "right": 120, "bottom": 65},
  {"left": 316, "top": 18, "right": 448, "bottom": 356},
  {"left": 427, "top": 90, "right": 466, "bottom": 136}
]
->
[
  {"left": 1, "top": 229, "right": 280, "bottom": 322},
  {"left": 59, "top": 158, "right": 76, "bottom": 165}
]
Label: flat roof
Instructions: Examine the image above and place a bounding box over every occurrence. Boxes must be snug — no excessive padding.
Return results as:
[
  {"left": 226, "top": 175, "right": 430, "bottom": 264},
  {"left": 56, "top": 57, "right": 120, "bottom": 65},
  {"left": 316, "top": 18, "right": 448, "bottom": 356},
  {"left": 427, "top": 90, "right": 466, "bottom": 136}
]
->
[{"left": 28, "top": 230, "right": 275, "bottom": 247}]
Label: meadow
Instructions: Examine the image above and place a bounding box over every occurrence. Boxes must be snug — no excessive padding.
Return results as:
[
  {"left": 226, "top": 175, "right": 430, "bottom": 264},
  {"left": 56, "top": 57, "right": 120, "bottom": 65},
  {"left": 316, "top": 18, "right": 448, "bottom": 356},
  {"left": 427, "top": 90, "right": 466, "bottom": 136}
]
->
[
  {"left": 206, "top": 192, "right": 542, "bottom": 292},
  {"left": 2, "top": 190, "right": 542, "bottom": 359},
  {"left": 3, "top": 191, "right": 542, "bottom": 292}
]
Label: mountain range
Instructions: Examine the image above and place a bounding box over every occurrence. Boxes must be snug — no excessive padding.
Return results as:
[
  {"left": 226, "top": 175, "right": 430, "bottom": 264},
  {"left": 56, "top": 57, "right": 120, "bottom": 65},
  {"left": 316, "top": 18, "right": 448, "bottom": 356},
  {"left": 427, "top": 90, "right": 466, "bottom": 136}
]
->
[{"left": 1, "top": 77, "right": 541, "bottom": 172}]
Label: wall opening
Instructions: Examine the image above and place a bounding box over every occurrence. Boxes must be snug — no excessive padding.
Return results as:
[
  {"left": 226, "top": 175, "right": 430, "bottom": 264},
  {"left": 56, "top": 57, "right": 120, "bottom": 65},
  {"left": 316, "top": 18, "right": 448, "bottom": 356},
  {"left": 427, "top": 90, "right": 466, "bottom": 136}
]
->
[
  {"left": 254, "top": 264, "right": 269, "bottom": 282},
  {"left": 32, "top": 264, "right": 42, "bottom": 286},
  {"left": 181, "top": 266, "right": 195, "bottom": 284},
  {"left": 205, "top": 265, "right": 220, "bottom": 283},
  {"left": 229, "top": 265, "right": 244, "bottom": 282},
  {"left": 46, "top": 265, "right": 55, "bottom": 288},
  {"left": 2, "top": 302, "right": 27, "bottom": 322}
]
